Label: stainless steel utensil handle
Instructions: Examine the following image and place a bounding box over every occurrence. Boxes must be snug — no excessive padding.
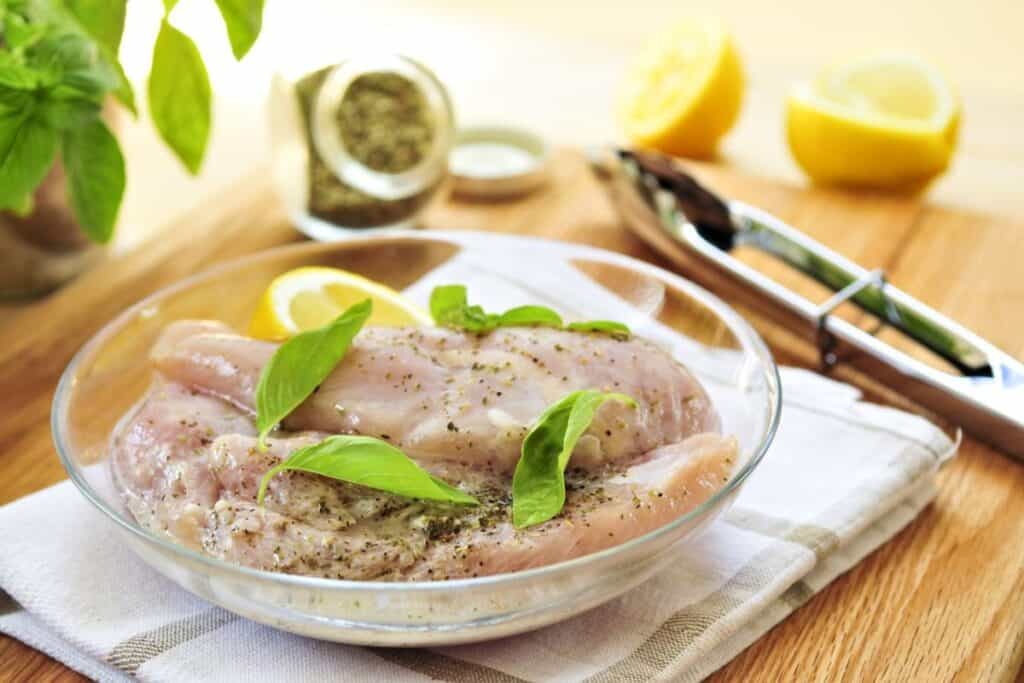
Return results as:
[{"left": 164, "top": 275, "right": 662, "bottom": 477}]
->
[
  {"left": 595, "top": 147, "right": 1024, "bottom": 460},
  {"left": 730, "top": 203, "right": 992, "bottom": 375}
]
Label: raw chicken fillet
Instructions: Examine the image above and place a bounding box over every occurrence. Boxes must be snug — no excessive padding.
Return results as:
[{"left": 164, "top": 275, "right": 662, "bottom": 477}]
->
[{"left": 111, "top": 320, "right": 739, "bottom": 580}]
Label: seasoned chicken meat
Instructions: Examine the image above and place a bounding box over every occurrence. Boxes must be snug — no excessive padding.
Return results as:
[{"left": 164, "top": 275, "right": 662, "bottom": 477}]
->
[
  {"left": 152, "top": 321, "right": 720, "bottom": 473},
  {"left": 111, "top": 320, "right": 739, "bottom": 580}
]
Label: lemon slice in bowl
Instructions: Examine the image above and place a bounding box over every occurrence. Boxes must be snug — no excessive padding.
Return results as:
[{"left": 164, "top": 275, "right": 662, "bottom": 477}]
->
[
  {"left": 618, "top": 17, "right": 744, "bottom": 159},
  {"left": 786, "top": 54, "right": 960, "bottom": 189},
  {"left": 249, "top": 266, "right": 432, "bottom": 339}
]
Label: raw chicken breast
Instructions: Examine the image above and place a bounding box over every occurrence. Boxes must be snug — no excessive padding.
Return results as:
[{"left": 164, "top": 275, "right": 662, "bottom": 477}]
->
[
  {"left": 152, "top": 321, "right": 720, "bottom": 473},
  {"left": 110, "top": 319, "right": 740, "bottom": 581}
]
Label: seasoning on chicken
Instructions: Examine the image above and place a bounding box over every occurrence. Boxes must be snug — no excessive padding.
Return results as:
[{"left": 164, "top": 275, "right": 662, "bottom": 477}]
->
[{"left": 111, "top": 320, "right": 739, "bottom": 581}]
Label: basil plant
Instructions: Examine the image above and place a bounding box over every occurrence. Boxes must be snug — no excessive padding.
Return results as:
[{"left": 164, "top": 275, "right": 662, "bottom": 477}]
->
[{"left": 0, "top": 0, "right": 265, "bottom": 242}]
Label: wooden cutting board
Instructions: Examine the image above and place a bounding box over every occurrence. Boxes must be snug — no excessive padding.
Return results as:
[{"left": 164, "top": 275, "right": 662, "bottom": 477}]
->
[{"left": 1, "top": 150, "right": 1022, "bottom": 682}]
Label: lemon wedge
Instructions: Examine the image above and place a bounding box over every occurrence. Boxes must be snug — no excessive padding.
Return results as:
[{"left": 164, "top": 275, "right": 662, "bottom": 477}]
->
[
  {"left": 249, "top": 266, "right": 431, "bottom": 339},
  {"left": 618, "top": 17, "right": 744, "bottom": 159},
  {"left": 786, "top": 54, "right": 960, "bottom": 189}
]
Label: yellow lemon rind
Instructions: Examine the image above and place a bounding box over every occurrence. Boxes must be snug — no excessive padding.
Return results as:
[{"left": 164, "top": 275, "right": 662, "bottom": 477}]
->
[
  {"left": 248, "top": 266, "right": 431, "bottom": 340},
  {"left": 618, "top": 18, "right": 744, "bottom": 159}
]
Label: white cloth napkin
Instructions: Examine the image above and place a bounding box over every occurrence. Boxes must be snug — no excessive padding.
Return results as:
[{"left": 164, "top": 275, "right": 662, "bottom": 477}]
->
[{"left": 0, "top": 243, "right": 957, "bottom": 681}]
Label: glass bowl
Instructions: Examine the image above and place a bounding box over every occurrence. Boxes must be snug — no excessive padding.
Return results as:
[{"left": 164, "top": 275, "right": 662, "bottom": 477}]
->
[{"left": 53, "top": 231, "right": 780, "bottom": 646}]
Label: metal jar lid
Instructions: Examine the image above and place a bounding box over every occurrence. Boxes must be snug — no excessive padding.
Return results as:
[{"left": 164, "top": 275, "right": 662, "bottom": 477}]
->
[{"left": 448, "top": 125, "right": 550, "bottom": 199}]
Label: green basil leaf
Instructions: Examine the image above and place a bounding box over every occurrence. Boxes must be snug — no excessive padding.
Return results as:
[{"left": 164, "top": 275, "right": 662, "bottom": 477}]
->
[
  {"left": 2, "top": 12, "right": 46, "bottom": 50},
  {"left": 63, "top": 0, "right": 126, "bottom": 55},
  {"left": 0, "top": 54, "right": 43, "bottom": 89},
  {"left": 8, "top": 192, "right": 33, "bottom": 216},
  {"left": 429, "top": 284, "right": 496, "bottom": 332},
  {"left": 147, "top": 20, "right": 210, "bottom": 174},
  {"left": 429, "top": 285, "right": 630, "bottom": 338},
  {"left": 30, "top": 31, "right": 113, "bottom": 98},
  {"left": 0, "top": 88, "right": 32, "bottom": 123},
  {"left": 429, "top": 283, "right": 467, "bottom": 320},
  {"left": 107, "top": 58, "right": 135, "bottom": 114},
  {"left": 37, "top": 93, "right": 98, "bottom": 130},
  {"left": 255, "top": 299, "right": 372, "bottom": 449},
  {"left": 512, "top": 390, "right": 636, "bottom": 528},
  {"left": 0, "top": 97, "right": 58, "bottom": 211},
  {"left": 257, "top": 434, "right": 479, "bottom": 507},
  {"left": 62, "top": 116, "right": 124, "bottom": 243},
  {"left": 213, "top": 0, "right": 264, "bottom": 60},
  {"left": 62, "top": 0, "right": 135, "bottom": 115},
  {"left": 566, "top": 320, "right": 631, "bottom": 339},
  {"left": 497, "top": 305, "right": 564, "bottom": 328}
]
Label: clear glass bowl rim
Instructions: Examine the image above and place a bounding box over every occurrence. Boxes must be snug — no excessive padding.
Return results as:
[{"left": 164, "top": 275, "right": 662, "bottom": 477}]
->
[{"left": 52, "top": 231, "right": 781, "bottom": 596}]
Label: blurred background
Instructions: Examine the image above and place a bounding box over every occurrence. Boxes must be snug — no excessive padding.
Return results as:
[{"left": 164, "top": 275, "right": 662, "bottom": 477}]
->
[{"left": 111, "top": 0, "right": 1023, "bottom": 248}]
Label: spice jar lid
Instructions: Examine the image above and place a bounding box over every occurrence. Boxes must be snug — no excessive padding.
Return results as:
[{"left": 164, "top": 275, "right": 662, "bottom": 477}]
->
[{"left": 449, "top": 126, "right": 549, "bottom": 199}]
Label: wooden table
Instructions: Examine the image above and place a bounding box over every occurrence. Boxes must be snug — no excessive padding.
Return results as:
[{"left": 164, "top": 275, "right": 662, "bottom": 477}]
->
[
  {"left": 106, "top": 0, "right": 1024, "bottom": 255},
  {"left": 2, "top": 151, "right": 1023, "bottom": 681}
]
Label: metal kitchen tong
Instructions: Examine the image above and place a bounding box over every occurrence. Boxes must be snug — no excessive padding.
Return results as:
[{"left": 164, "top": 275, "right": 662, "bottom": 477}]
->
[{"left": 593, "top": 147, "right": 1024, "bottom": 460}]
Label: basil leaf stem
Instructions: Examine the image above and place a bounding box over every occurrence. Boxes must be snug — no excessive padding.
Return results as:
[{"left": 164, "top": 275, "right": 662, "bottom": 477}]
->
[
  {"left": 255, "top": 299, "right": 372, "bottom": 449},
  {"left": 429, "top": 285, "right": 630, "bottom": 338},
  {"left": 512, "top": 390, "right": 637, "bottom": 528},
  {"left": 257, "top": 435, "right": 479, "bottom": 506}
]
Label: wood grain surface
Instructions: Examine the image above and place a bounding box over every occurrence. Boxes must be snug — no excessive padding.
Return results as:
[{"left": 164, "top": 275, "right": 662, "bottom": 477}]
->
[
  {"left": 1, "top": 150, "right": 1022, "bottom": 682},
  {"left": 107, "top": 0, "right": 1024, "bottom": 254}
]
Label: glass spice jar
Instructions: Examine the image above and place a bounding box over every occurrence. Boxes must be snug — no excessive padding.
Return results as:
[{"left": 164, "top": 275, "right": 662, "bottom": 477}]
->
[{"left": 269, "top": 54, "right": 455, "bottom": 239}]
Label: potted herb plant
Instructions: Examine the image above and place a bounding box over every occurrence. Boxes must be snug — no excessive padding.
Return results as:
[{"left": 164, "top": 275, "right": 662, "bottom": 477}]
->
[{"left": 0, "top": 0, "right": 265, "bottom": 298}]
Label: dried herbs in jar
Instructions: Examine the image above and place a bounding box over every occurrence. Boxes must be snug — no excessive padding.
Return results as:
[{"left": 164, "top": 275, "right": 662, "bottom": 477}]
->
[{"left": 294, "top": 62, "right": 451, "bottom": 230}]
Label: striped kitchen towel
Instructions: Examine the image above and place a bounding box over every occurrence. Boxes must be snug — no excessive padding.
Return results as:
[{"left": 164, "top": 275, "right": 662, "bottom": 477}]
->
[
  {"left": 0, "top": 364, "right": 954, "bottom": 682},
  {"left": 0, "top": 243, "right": 956, "bottom": 681}
]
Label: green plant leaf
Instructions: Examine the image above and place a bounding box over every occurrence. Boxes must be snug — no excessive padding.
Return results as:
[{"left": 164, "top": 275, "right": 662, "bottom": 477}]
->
[
  {"left": 566, "top": 320, "right": 631, "bottom": 339},
  {"left": 29, "top": 31, "right": 113, "bottom": 97},
  {"left": 429, "top": 283, "right": 467, "bottom": 320},
  {"left": 147, "top": 19, "right": 210, "bottom": 174},
  {"left": 257, "top": 434, "right": 479, "bottom": 507},
  {"left": 36, "top": 88, "right": 98, "bottom": 130},
  {"left": 2, "top": 11, "right": 47, "bottom": 50},
  {"left": 162, "top": 0, "right": 179, "bottom": 13},
  {"left": 9, "top": 194, "right": 33, "bottom": 216},
  {"left": 429, "top": 284, "right": 495, "bottom": 332},
  {"left": 62, "top": 116, "right": 124, "bottom": 243},
  {"left": 63, "top": 0, "right": 126, "bottom": 54},
  {"left": 255, "top": 299, "right": 373, "bottom": 449},
  {"left": 429, "top": 284, "right": 631, "bottom": 338},
  {"left": 512, "top": 390, "right": 636, "bottom": 528},
  {"left": 62, "top": 0, "right": 135, "bottom": 114},
  {"left": 0, "top": 87, "right": 32, "bottom": 121},
  {"left": 0, "top": 95, "right": 58, "bottom": 211},
  {"left": 108, "top": 58, "right": 134, "bottom": 114},
  {"left": 497, "top": 305, "right": 564, "bottom": 328},
  {"left": 0, "top": 54, "right": 44, "bottom": 89},
  {"left": 213, "top": 0, "right": 264, "bottom": 60}
]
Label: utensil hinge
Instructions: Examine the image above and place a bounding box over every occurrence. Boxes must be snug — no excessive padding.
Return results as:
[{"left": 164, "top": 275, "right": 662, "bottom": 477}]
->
[{"left": 815, "top": 268, "right": 892, "bottom": 369}]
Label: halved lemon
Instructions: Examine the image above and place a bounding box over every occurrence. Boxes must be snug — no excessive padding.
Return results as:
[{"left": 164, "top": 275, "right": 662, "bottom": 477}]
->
[
  {"left": 786, "top": 54, "right": 960, "bottom": 189},
  {"left": 618, "top": 17, "right": 744, "bottom": 159},
  {"left": 249, "top": 266, "right": 431, "bottom": 339}
]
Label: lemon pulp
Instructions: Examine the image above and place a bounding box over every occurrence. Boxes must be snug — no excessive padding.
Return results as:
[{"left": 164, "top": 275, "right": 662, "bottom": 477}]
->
[
  {"left": 786, "top": 54, "right": 959, "bottom": 189},
  {"left": 249, "top": 266, "right": 431, "bottom": 339}
]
